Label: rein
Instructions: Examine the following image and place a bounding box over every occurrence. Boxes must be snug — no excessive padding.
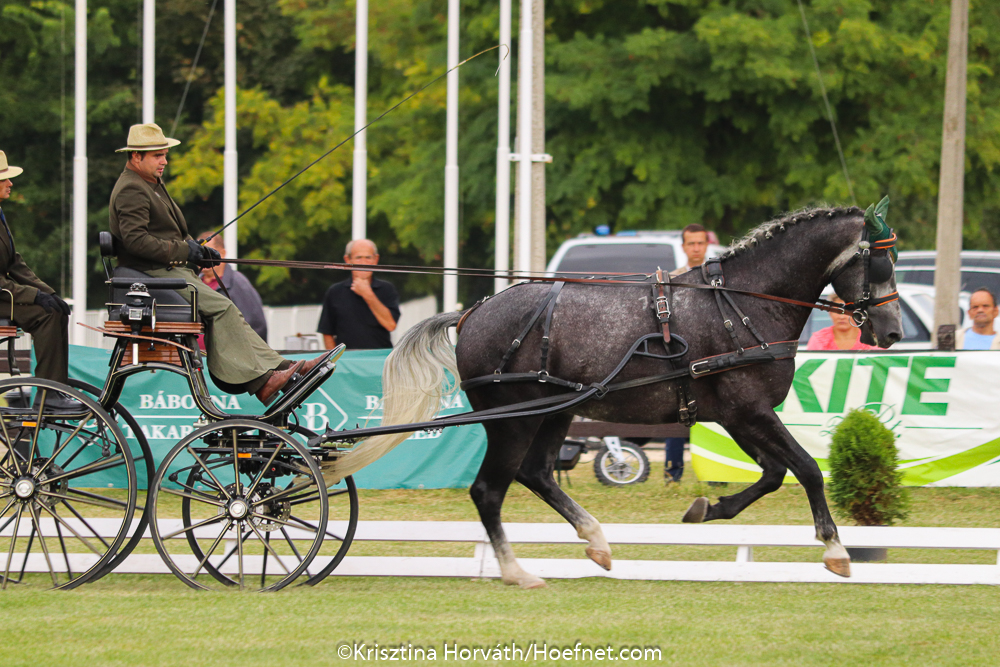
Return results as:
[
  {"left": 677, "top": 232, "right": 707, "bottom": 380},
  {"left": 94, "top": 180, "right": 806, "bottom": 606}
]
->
[{"left": 212, "top": 256, "right": 859, "bottom": 317}]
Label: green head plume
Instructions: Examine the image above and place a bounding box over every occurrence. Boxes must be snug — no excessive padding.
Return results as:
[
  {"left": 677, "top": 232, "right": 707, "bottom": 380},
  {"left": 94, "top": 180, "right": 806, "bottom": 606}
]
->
[{"left": 863, "top": 195, "right": 896, "bottom": 261}]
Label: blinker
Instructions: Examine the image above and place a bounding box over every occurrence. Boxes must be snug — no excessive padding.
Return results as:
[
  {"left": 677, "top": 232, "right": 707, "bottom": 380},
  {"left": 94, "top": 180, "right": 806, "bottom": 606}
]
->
[{"left": 869, "top": 254, "right": 894, "bottom": 284}]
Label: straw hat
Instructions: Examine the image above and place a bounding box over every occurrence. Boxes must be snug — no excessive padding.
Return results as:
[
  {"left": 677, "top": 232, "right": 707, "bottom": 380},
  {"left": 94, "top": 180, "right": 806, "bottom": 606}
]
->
[
  {"left": 116, "top": 123, "right": 181, "bottom": 153},
  {"left": 0, "top": 152, "right": 23, "bottom": 179}
]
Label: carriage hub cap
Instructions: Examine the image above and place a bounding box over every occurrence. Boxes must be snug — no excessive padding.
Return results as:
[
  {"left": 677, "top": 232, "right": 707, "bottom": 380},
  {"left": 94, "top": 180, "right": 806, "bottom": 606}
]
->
[
  {"left": 228, "top": 498, "right": 249, "bottom": 519},
  {"left": 14, "top": 478, "right": 35, "bottom": 499}
]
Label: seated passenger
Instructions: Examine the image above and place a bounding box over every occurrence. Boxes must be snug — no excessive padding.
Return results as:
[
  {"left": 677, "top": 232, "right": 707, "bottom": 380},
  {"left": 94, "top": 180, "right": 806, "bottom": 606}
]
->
[
  {"left": 108, "top": 123, "right": 322, "bottom": 404},
  {"left": 806, "top": 293, "right": 878, "bottom": 351},
  {"left": 0, "top": 151, "right": 77, "bottom": 409}
]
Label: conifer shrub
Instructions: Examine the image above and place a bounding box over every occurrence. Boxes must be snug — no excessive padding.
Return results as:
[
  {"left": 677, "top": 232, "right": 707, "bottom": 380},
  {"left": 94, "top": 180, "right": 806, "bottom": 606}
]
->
[{"left": 827, "top": 408, "right": 910, "bottom": 526}]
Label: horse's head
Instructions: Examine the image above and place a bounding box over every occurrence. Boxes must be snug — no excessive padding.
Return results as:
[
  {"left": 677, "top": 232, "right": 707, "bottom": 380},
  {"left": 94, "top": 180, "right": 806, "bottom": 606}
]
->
[{"left": 830, "top": 196, "right": 903, "bottom": 348}]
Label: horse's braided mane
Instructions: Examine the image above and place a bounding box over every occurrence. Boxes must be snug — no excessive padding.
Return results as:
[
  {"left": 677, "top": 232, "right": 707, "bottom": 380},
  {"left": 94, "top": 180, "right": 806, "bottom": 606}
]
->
[{"left": 721, "top": 205, "right": 863, "bottom": 259}]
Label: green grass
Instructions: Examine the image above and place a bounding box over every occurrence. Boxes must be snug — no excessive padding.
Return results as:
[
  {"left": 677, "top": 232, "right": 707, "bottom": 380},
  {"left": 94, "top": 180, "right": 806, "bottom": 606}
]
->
[{"left": 1, "top": 461, "right": 997, "bottom": 666}]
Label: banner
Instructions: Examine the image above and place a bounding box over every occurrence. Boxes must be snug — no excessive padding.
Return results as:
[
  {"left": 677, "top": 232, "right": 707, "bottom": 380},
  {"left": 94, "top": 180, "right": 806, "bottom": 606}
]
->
[
  {"left": 691, "top": 351, "right": 1000, "bottom": 487},
  {"left": 62, "top": 346, "right": 487, "bottom": 489}
]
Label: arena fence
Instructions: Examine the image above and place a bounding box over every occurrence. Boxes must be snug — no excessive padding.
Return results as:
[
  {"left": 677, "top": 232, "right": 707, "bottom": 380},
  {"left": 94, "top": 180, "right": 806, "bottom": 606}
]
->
[{"left": 3, "top": 520, "right": 999, "bottom": 585}]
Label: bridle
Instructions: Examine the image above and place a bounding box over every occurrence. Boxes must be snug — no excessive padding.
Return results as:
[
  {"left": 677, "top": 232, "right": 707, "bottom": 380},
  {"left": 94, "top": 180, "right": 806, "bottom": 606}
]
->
[{"left": 827, "top": 201, "right": 899, "bottom": 327}]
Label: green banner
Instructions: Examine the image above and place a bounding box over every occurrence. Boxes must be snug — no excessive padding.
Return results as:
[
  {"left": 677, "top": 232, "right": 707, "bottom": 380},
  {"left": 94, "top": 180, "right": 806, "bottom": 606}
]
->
[
  {"left": 62, "top": 345, "right": 487, "bottom": 489},
  {"left": 690, "top": 351, "right": 1000, "bottom": 487}
]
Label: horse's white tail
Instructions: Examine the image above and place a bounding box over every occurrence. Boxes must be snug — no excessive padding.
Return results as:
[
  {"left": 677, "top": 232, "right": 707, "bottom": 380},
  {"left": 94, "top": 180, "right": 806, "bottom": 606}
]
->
[{"left": 320, "top": 311, "right": 462, "bottom": 483}]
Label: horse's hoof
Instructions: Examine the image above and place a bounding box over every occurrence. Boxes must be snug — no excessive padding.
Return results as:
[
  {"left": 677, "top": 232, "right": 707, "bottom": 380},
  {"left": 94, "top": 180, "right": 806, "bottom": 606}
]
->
[
  {"left": 519, "top": 576, "right": 547, "bottom": 590},
  {"left": 824, "top": 557, "right": 852, "bottom": 578},
  {"left": 682, "top": 497, "right": 710, "bottom": 523},
  {"left": 586, "top": 547, "right": 612, "bottom": 571}
]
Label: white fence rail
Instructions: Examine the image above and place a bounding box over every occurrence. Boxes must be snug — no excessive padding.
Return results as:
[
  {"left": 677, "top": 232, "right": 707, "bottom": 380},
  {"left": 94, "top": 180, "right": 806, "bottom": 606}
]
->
[{"left": 2, "top": 520, "right": 999, "bottom": 585}]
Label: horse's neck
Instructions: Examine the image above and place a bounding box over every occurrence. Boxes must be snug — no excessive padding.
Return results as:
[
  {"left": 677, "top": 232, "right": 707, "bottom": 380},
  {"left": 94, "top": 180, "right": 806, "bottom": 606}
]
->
[
  {"left": 719, "top": 217, "right": 859, "bottom": 340},
  {"left": 723, "top": 218, "right": 856, "bottom": 301}
]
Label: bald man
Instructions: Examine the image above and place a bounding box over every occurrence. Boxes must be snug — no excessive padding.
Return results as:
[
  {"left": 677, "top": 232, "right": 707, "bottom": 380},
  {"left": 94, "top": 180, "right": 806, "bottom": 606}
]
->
[{"left": 317, "top": 239, "right": 399, "bottom": 349}]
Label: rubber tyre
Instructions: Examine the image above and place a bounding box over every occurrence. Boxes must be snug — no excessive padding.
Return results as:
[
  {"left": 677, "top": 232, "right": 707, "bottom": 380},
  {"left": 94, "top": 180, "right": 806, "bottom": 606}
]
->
[{"left": 592, "top": 440, "right": 650, "bottom": 486}]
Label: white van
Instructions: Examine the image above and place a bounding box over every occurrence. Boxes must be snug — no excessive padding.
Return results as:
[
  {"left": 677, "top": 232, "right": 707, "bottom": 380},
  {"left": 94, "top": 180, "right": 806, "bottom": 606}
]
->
[{"left": 546, "top": 230, "right": 726, "bottom": 278}]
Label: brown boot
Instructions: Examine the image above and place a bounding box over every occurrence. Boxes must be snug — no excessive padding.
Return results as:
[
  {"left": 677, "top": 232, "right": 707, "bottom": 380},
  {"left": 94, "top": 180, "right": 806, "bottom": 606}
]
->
[
  {"left": 298, "top": 352, "right": 332, "bottom": 376},
  {"left": 255, "top": 361, "right": 304, "bottom": 405}
]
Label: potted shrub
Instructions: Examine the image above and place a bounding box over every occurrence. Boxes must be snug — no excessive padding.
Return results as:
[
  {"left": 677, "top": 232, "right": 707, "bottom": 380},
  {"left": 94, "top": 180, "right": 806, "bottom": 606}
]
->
[{"left": 827, "top": 408, "right": 910, "bottom": 562}]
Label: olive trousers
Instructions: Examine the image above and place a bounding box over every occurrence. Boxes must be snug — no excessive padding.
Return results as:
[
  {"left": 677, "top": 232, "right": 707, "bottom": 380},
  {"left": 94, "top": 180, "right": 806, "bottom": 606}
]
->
[
  {"left": 146, "top": 267, "right": 284, "bottom": 394},
  {"left": 1, "top": 301, "right": 68, "bottom": 384}
]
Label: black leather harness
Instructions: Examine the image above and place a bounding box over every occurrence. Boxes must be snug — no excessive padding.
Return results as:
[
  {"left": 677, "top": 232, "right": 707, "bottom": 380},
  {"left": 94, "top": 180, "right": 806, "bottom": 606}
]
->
[{"left": 459, "top": 268, "right": 800, "bottom": 427}]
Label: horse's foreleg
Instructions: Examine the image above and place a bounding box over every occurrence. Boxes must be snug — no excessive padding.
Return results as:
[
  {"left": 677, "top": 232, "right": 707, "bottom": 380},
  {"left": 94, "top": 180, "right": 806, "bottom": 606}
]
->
[
  {"left": 692, "top": 411, "right": 849, "bottom": 577},
  {"left": 514, "top": 415, "right": 612, "bottom": 571},
  {"left": 470, "top": 416, "right": 547, "bottom": 589}
]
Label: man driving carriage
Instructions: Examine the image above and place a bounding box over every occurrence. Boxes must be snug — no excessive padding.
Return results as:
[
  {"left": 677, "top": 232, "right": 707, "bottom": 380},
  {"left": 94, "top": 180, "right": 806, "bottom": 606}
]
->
[{"left": 108, "top": 123, "right": 324, "bottom": 404}]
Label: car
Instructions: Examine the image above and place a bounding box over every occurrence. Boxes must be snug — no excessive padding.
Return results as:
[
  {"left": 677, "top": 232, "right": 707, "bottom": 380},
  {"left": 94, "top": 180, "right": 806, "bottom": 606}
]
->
[
  {"left": 894, "top": 251, "right": 1000, "bottom": 297},
  {"left": 546, "top": 230, "right": 727, "bottom": 278},
  {"left": 799, "top": 283, "right": 970, "bottom": 350}
]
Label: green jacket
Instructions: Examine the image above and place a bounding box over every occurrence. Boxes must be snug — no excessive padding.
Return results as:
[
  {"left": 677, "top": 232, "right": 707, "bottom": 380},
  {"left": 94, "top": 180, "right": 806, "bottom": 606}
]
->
[
  {"left": 109, "top": 167, "right": 192, "bottom": 271},
  {"left": 0, "top": 208, "right": 54, "bottom": 305}
]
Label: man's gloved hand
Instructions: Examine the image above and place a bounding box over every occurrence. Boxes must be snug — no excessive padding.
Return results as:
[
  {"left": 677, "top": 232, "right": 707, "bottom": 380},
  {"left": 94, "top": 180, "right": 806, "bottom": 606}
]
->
[
  {"left": 202, "top": 244, "right": 222, "bottom": 268},
  {"left": 186, "top": 238, "right": 206, "bottom": 264},
  {"left": 186, "top": 239, "right": 222, "bottom": 268},
  {"left": 34, "top": 291, "right": 71, "bottom": 316}
]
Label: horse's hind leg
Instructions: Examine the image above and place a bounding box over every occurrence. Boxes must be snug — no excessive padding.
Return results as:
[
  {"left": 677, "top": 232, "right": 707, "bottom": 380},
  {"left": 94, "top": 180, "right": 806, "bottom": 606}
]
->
[
  {"left": 469, "top": 416, "right": 548, "bottom": 589},
  {"left": 514, "top": 414, "right": 613, "bottom": 571}
]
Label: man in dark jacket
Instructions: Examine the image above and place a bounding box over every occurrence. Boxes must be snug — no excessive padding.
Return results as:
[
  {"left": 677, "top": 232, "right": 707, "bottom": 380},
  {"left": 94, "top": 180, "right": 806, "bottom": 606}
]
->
[
  {"left": 108, "top": 124, "right": 321, "bottom": 404},
  {"left": 0, "top": 151, "right": 74, "bottom": 399}
]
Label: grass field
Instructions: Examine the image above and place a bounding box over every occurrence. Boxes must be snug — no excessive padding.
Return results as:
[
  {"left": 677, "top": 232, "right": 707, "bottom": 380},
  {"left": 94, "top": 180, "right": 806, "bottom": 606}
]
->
[{"left": 1, "top": 460, "right": 998, "bottom": 666}]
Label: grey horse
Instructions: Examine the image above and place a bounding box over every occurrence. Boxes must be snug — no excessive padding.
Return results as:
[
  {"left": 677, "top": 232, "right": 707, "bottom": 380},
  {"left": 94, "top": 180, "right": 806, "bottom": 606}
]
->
[{"left": 376, "top": 205, "right": 903, "bottom": 588}]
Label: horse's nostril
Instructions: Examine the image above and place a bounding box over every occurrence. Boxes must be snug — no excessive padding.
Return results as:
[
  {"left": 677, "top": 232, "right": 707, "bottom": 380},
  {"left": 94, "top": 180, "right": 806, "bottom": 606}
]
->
[{"left": 886, "top": 331, "right": 902, "bottom": 344}]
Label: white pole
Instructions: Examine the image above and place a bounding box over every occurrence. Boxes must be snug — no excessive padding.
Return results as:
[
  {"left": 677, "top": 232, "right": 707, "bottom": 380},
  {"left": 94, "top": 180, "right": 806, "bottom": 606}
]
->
[
  {"left": 142, "top": 0, "right": 154, "bottom": 123},
  {"left": 352, "top": 0, "right": 368, "bottom": 241},
  {"left": 516, "top": 0, "right": 532, "bottom": 276},
  {"left": 443, "top": 0, "right": 460, "bottom": 312},
  {"left": 223, "top": 0, "right": 238, "bottom": 258},
  {"left": 71, "top": 0, "right": 87, "bottom": 344},
  {"left": 494, "top": 0, "right": 511, "bottom": 294}
]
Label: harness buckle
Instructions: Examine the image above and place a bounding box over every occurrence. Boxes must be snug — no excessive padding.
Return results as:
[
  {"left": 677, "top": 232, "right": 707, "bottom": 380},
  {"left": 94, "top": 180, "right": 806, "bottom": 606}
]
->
[
  {"left": 690, "top": 360, "right": 711, "bottom": 377},
  {"left": 711, "top": 278, "right": 724, "bottom": 288},
  {"left": 493, "top": 370, "right": 502, "bottom": 382},
  {"left": 724, "top": 319, "right": 734, "bottom": 331},
  {"left": 537, "top": 370, "right": 549, "bottom": 382},
  {"left": 655, "top": 296, "right": 670, "bottom": 321}
]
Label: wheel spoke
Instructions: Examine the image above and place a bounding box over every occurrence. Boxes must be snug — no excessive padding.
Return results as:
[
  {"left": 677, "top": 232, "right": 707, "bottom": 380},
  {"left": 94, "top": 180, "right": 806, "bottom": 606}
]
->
[
  {"left": 27, "top": 504, "right": 59, "bottom": 586},
  {"left": 42, "top": 416, "right": 95, "bottom": 473},
  {"left": 41, "top": 454, "right": 124, "bottom": 486},
  {"left": 161, "top": 487, "right": 226, "bottom": 508},
  {"left": 253, "top": 480, "right": 315, "bottom": 506},
  {"left": 2, "top": 504, "right": 24, "bottom": 589},
  {"left": 161, "top": 513, "right": 227, "bottom": 541},
  {"left": 54, "top": 520, "right": 73, "bottom": 580},
  {"left": 247, "top": 521, "right": 291, "bottom": 576},
  {"left": 16, "top": 521, "right": 35, "bottom": 584},
  {"left": 185, "top": 447, "right": 231, "bottom": 501},
  {"left": 245, "top": 443, "right": 284, "bottom": 500},
  {"left": 37, "top": 490, "right": 124, "bottom": 513},
  {"left": 59, "top": 500, "right": 112, "bottom": 549},
  {"left": 287, "top": 514, "right": 343, "bottom": 542},
  {"left": 236, "top": 523, "right": 245, "bottom": 591},
  {"left": 231, "top": 429, "right": 241, "bottom": 495},
  {"left": 188, "top": 520, "right": 233, "bottom": 580},
  {"left": 27, "top": 390, "right": 46, "bottom": 463},
  {"left": 0, "top": 416, "right": 24, "bottom": 476},
  {"left": 286, "top": 493, "right": 323, "bottom": 507},
  {"left": 279, "top": 527, "right": 312, "bottom": 578},
  {"left": 213, "top": 529, "right": 253, "bottom": 571},
  {"left": 37, "top": 504, "right": 102, "bottom": 556},
  {"left": 64, "top": 487, "right": 132, "bottom": 509}
]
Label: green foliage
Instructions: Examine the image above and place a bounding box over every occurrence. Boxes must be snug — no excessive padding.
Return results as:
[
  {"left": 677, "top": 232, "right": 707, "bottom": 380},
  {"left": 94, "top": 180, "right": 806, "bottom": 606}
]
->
[
  {"left": 828, "top": 408, "right": 909, "bottom": 526},
  {"left": 2, "top": 0, "right": 1000, "bottom": 307}
]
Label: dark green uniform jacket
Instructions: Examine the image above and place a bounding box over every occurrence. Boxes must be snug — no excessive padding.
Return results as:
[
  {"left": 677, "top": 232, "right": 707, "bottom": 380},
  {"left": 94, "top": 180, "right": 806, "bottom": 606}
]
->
[
  {"left": 0, "top": 209, "right": 54, "bottom": 304},
  {"left": 108, "top": 167, "right": 191, "bottom": 271}
]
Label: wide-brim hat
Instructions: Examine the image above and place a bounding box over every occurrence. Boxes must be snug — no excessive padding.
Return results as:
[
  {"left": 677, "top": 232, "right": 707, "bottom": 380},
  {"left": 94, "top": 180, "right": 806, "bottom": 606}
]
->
[
  {"left": 116, "top": 123, "right": 181, "bottom": 153},
  {"left": 0, "top": 151, "right": 23, "bottom": 179}
]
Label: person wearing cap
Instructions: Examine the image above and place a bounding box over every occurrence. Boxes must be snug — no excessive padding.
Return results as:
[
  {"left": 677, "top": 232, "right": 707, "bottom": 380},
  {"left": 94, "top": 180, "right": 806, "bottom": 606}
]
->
[
  {"left": 108, "top": 124, "right": 322, "bottom": 403},
  {"left": 0, "top": 151, "right": 75, "bottom": 405}
]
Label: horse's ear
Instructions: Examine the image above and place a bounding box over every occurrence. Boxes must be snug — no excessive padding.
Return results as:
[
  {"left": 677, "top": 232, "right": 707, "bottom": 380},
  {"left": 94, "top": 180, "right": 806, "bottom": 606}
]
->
[{"left": 864, "top": 195, "right": 890, "bottom": 235}]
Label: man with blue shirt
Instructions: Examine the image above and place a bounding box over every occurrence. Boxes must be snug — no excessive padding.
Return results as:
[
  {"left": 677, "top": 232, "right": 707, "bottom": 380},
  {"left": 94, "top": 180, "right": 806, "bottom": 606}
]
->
[{"left": 957, "top": 288, "right": 1000, "bottom": 350}]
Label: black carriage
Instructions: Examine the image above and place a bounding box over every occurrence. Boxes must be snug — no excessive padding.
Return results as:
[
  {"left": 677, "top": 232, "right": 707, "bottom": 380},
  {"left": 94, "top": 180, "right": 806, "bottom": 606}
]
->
[{"left": 0, "top": 233, "right": 358, "bottom": 591}]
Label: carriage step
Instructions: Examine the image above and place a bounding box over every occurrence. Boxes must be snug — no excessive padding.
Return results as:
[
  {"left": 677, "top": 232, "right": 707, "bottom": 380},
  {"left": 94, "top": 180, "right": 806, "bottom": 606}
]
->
[{"left": 261, "top": 345, "right": 345, "bottom": 419}]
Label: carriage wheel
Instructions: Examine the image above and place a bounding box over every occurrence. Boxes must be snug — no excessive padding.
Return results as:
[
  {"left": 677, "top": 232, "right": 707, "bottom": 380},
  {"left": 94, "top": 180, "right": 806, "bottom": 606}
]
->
[
  {"left": 149, "top": 420, "right": 329, "bottom": 591},
  {"left": 0, "top": 378, "right": 137, "bottom": 589},
  {"left": 180, "top": 424, "right": 357, "bottom": 587},
  {"left": 66, "top": 379, "right": 155, "bottom": 578}
]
